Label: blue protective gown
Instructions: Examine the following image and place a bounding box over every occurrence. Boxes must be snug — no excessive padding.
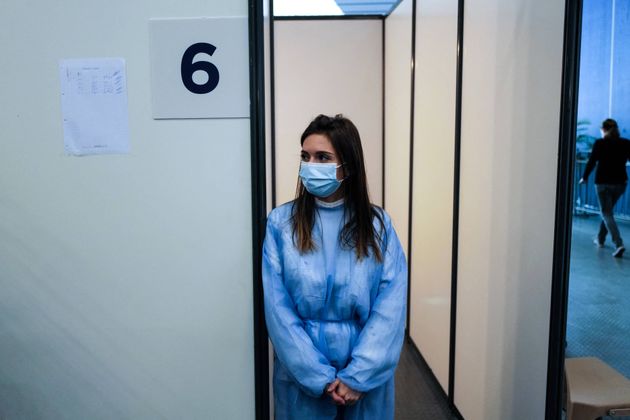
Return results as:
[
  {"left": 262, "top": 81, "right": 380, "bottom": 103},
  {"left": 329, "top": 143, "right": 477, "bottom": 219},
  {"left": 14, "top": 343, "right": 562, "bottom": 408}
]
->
[{"left": 262, "top": 199, "right": 407, "bottom": 420}]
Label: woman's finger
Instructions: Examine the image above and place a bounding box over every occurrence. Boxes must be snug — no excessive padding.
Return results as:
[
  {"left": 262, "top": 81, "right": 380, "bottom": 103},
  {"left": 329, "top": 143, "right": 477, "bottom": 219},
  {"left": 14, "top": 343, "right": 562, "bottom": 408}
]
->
[
  {"left": 329, "top": 391, "right": 346, "bottom": 405},
  {"left": 342, "top": 388, "right": 363, "bottom": 405},
  {"left": 327, "top": 378, "right": 340, "bottom": 393},
  {"left": 336, "top": 382, "right": 349, "bottom": 397}
]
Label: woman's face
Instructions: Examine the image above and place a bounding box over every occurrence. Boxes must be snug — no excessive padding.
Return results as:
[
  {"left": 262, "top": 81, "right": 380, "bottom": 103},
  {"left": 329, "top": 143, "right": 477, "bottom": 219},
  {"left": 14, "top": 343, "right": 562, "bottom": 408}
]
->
[{"left": 301, "top": 134, "right": 344, "bottom": 181}]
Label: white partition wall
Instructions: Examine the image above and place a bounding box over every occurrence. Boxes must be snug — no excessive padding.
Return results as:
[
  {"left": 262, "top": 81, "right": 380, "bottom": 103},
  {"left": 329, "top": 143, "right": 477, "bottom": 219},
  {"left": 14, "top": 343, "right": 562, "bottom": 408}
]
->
[
  {"left": 0, "top": 1, "right": 256, "bottom": 419},
  {"left": 454, "top": 0, "right": 566, "bottom": 418},
  {"left": 409, "top": 0, "right": 458, "bottom": 392},
  {"left": 384, "top": 0, "right": 413, "bottom": 257},
  {"left": 273, "top": 19, "right": 383, "bottom": 206},
  {"left": 384, "top": 0, "right": 568, "bottom": 417}
]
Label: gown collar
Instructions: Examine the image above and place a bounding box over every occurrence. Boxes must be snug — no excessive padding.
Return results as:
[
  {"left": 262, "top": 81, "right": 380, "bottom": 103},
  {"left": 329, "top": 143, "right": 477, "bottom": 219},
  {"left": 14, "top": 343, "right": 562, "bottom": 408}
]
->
[{"left": 315, "top": 198, "right": 345, "bottom": 209}]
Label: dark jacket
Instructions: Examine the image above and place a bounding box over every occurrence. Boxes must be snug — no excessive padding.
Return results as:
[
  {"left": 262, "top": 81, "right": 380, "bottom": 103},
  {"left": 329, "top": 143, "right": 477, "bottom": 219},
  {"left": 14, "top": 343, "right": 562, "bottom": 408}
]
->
[{"left": 582, "top": 137, "right": 630, "bottom": 184}]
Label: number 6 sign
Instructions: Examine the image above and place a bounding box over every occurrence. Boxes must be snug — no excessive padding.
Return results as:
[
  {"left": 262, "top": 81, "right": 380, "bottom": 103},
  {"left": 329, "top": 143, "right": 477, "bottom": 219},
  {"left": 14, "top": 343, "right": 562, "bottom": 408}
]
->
[
  {"left": 181, "top": 43, "right": 220, "bottom": 94},
  {"left": 149, "top": 17, "right": 249, "bottom": 119}
]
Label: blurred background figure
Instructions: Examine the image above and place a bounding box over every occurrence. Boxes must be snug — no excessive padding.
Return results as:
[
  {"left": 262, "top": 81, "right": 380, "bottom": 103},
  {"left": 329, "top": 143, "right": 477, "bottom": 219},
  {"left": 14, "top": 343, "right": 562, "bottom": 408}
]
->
[{"left": 580, "top": 118, "right": 630, "bottom": 258}]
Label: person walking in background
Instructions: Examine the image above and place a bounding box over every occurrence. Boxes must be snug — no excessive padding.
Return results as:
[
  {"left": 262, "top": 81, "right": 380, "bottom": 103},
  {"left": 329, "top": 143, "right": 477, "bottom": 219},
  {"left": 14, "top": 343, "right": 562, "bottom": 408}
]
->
[{"left": 580, "top": 118, "right": 630, "bottom": 258}]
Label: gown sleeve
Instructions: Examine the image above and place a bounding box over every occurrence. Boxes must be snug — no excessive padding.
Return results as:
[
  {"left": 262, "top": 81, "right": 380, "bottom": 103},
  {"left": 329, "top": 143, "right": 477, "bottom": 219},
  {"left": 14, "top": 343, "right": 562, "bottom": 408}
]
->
[
  {"left": 336, "top": 213, "right": 408, "bottom": 393},
  {"left": 262, "top": 210, "right": 337, "bottom": 397}
]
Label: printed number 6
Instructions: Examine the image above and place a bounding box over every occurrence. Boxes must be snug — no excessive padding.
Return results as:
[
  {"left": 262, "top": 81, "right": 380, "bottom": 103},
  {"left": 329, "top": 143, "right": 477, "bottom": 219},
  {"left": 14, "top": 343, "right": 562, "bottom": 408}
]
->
[{"left": 181, "top": 43, "right": 220, "bottom": 94}]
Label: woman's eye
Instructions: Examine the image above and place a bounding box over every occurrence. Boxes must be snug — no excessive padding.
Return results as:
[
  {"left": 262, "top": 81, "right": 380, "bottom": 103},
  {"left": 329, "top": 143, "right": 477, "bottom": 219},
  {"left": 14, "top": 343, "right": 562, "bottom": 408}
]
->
[{"left": 318, "top": 154, "right": 331, "bottom": 161}]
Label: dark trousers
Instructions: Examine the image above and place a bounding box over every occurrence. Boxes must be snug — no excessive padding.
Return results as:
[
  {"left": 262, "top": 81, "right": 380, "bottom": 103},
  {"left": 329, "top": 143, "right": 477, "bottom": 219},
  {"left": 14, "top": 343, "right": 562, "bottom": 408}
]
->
[{"left": 595, "top": 183, "right": 627, "bottom": 247}]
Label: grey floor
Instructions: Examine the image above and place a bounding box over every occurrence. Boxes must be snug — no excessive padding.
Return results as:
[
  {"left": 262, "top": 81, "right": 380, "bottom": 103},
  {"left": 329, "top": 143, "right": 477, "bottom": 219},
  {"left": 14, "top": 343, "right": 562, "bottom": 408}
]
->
[
  {"left": 566, "top": 214, "right": 630, "bottom": 420},
  {"left": 567, "top": 215, "right": 630, "bottom": 376},
  {"left": 395, "top": 340, "right": 457, "bottom": 420}
]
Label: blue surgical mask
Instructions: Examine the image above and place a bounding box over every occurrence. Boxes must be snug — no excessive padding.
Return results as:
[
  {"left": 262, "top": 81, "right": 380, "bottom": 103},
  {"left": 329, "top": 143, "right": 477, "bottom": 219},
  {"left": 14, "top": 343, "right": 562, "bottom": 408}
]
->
[{"left": 299, "top": 162, "right": 344, "bottom": 198}]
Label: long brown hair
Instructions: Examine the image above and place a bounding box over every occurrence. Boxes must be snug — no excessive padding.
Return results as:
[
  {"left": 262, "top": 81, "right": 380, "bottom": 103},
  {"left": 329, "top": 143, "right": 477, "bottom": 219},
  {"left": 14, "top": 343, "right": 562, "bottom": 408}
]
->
[{"left": 291, "top": 114, "right": 385, "bottom": 262}]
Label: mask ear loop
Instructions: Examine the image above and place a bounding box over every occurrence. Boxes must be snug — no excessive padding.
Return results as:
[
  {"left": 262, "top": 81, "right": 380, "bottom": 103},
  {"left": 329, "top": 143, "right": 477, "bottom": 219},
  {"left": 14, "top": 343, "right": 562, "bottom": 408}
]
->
[{"left": 337, "top": 163, "right": 348, "bottom": 182}]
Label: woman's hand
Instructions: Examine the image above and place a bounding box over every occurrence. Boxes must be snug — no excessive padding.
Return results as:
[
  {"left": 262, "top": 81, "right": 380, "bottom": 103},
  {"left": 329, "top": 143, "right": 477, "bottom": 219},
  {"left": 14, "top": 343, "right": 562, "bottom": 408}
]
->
[
  {"left": 334, "top": 381, "right": 363, "bottom": 406},
  {"left": 326, "top": 379, "right": 346, "bottom": 405}
]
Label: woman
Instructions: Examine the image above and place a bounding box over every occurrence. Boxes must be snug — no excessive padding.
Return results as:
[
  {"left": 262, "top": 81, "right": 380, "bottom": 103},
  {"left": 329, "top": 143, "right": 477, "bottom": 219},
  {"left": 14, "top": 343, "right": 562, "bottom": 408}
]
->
[
  {"left": 262, "top": 114, "right": 407, "bottom": 419},
  {"left": 580, "top": 118, "right": 630, "bottom": 258}
]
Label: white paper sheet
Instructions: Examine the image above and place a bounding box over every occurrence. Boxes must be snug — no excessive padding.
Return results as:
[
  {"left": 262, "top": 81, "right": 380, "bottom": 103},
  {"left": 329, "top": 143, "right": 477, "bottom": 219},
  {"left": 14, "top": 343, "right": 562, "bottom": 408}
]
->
[{"left": 59, "top": 58, "right": 129, "bottom": 156}]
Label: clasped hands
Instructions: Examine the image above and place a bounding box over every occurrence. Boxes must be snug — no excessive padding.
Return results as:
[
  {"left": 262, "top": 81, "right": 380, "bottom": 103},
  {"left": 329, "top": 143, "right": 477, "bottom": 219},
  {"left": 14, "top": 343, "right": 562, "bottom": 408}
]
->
[{"left": 326, "top": 379, "right": 362, "bottom": 406}]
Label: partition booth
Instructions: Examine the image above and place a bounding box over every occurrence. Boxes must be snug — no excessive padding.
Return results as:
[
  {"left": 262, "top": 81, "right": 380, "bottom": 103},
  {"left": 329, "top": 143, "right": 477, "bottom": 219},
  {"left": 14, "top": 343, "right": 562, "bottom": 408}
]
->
[
  {"left": 0, "top": 0, "right": 583, "bottom": 418},
  {"left": 267, "top": 1, "right": 572, "bottom": 419},
  {"left": 1, "top": 1, "right": 266, "bottom": 418}
]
